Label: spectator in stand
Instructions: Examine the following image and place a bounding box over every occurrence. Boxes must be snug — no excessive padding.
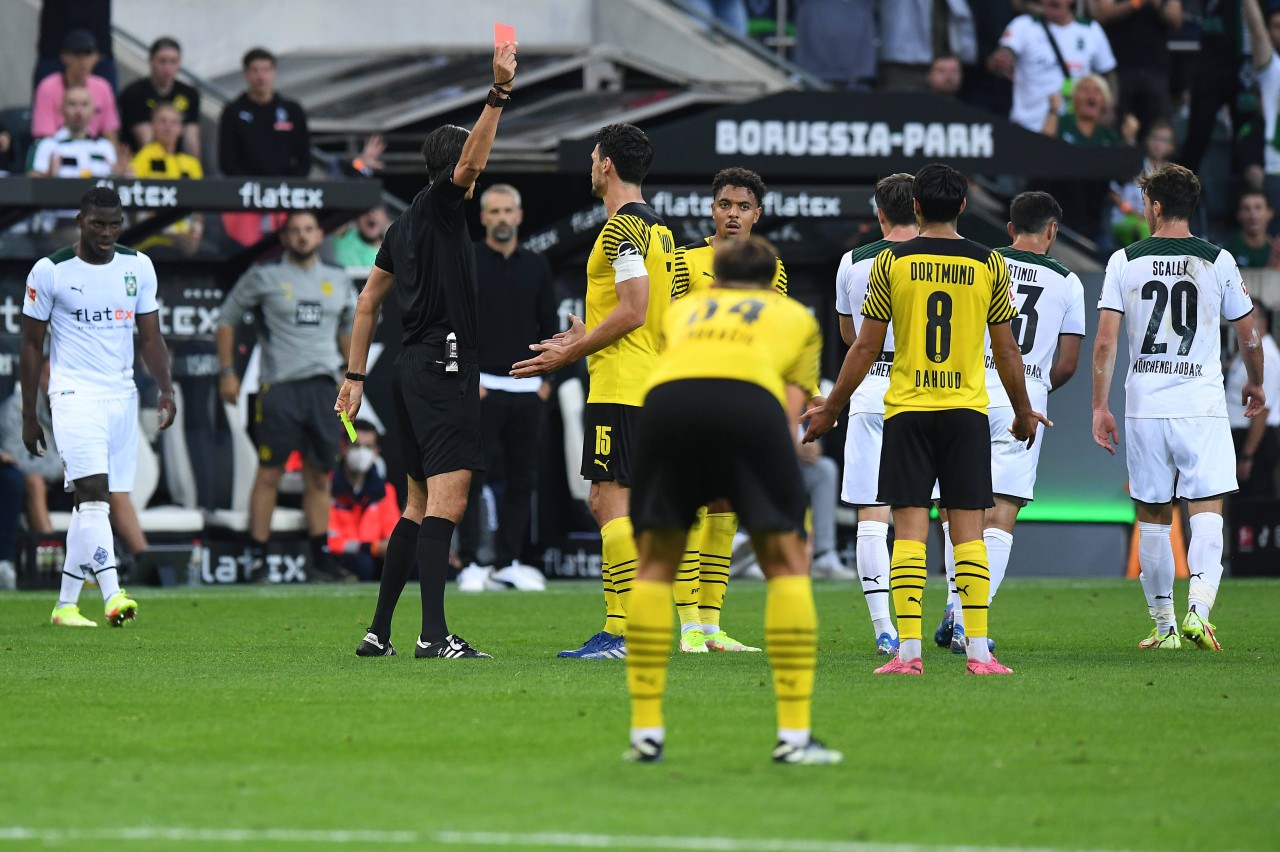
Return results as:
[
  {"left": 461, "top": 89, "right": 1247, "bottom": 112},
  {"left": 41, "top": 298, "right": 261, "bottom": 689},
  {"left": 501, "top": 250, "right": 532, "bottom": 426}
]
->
[
  {"left": 131, "top": 104, "right": 204, "bottom": 256},
  {"left": 329, "top": 419, "right": 401, "bottom": 581},
  {"left": 328, "top": 207, "right": 389, "bottom": 268},
  {"left": 879, "top": 0, "right": 978, "bottom": 92},
  {"left": 456, "top": 184, "right": 557, "bottom": 591},
  {"left": 1244, "top": 0, "right": 1280, "bottom": 226},
  {"left": 792, "top": 0, "right": 877, "bottom": 90},
  {"left": 118, "top": 37, "right": 201, "bottom": 160},
  {"left": 1223, "top": 191, "right": 1280, "bottom": 269},
  {"left": 0, "top": 129, "right": 13, "bottom": 174},
  {"left": 1090, "top": 1, "right": 1182, "bottom": 139},
  {"left": 218, "top": 47, "right": 310, "bottom": 177},
  {"left": 1183, "top": 0, "right": 1263, "bottom": 188},
  {"left": 1043, "top": 74, "right": 1137, "bottom": 243},
  {"left": 28, "top": 86, "right": 122, "bottom": 178},
  {"left": 989, "top": 0, "right": 1117, "bottom": 133},
  {"left": 961, "top": 0, "right": 1016, "bottom": 117},
  {"left": 31, "top": 29, "right": 120, "bottom": 145},
  {"left": 1226, "top": 299, "right": 1280, "bottom": 496},
  {"left": 685, "top": 0, "right": 749, "bottom": 36},
  {"left": 0, "top": 452, "right": 21, "bottom": 589},
  {"left": 927, "top": 53, "right": 964, "bottom": 98},
  {"left": 33, "top": 0, "right": 116, "bottom": 92},
  {"left": 1110, "top": 117, "right": 1175, "bottom": 246}
]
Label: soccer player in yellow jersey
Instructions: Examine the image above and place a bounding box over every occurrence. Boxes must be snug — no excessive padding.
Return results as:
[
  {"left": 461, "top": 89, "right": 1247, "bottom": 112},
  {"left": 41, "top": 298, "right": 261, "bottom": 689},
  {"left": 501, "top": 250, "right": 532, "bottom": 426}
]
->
[
  {"left": 669, "top": 167, "right": 789, "bottom": 655},
  {"left": 805, "top": 163, "right": 1049, "bottom": 675},
  {"left": 623, "top": 236, "right": 841, "bottom": 765},
  {"left": 511, "top": 124, "right": 675, "bottom": 659}
]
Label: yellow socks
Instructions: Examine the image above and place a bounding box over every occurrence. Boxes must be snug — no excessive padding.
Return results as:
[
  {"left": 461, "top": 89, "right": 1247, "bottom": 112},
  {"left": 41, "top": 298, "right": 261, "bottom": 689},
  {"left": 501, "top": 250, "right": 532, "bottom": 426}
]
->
[
  {"left": 890, "top": 539, "right": 928, "bottom": 642},
  {"left": 601, "top": 517, "right": 637, "bottom": 636},
  {"left": 953, "top": 539, "right": 991, "bottom": 640},
  {"left": 698, "top": 512, "right": 736, "bottom": 630},
  {"left": 674, "top": 510, "right": 704, "bottom": 630},
  {"left": 627, "top": 579, "right": 673, "bottom": 731},
  {"left": 765, "top": 574, "right": 817, "bottom": 732}
]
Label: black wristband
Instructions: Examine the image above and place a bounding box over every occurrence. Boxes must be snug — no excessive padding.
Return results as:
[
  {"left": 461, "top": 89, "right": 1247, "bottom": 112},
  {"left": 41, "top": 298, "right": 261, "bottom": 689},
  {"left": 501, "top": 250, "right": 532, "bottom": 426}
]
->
[
  {"left": 486, "top": 88, "right": 509, "bottom": 108},
  {"left": 493, "top": 82, "right": 512, "bottom": 95},
  {"left": 345, "top": 371, "right": 366, "bottom": 382},
  {"left": 495, "top": 77, "right": 514, "bottom": 87}
]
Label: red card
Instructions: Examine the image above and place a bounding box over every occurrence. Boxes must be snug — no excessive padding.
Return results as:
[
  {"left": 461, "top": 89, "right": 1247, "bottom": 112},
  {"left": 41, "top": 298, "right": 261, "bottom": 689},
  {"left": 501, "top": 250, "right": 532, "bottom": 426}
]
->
[{"left": 494, "top": 23, "right": 516, "bottom": 50}]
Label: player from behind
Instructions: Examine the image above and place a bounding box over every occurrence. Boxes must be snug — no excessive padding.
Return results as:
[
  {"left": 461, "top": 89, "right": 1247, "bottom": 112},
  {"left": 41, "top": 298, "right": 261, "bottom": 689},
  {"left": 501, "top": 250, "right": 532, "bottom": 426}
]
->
[
  {"left": 624, "top": 236, "right": 840, "bottom": 764},
  {"left": 668, "top": 166, "right": 790, "bottom": 655},
  {"left": 20, "top": 186, "right": 176, "bottom": 627},
  {"left": 1093, "top": 164, "right": 1265, "bottom": 651},
  {"left": 511, "top": 124, "right": 675, "bottom": 659},
  {"left": 835, "top": 172, "right": 917, "bottom": 656},
  {"left": 805, "top": 164, "right": 1048, "bottom": 675},
  {"left": 934, "top": 192, "right": 1085, "bottom": 652}
]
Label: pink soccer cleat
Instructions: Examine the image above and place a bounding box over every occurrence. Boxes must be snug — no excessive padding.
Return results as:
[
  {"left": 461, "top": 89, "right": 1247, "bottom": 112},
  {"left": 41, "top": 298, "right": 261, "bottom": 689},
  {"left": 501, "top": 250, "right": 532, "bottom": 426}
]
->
[
  {"left": 873, "top": 656, "right": 923, "bottom": 675},
  {"left": 965, "top": 656, "right": 1014, "bottom": 675}
]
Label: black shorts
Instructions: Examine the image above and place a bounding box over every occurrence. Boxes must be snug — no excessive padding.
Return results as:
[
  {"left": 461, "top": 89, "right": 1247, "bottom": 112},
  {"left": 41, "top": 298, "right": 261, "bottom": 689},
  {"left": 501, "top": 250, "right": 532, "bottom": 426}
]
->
[
  {"left": 254, "top": 376, "right": 341, "bottom": 471},
  {"left": 631, "top": 379, "right": 807, "bottom": 535},
  {"left": 879, "top": 409, "right": 992, "bottom": 510},
  {"left": 392, "top": 348, "right": 483, "bottom": 482},
  {"left": 581, "top": 402, "right": 637, "bottom": 487}
]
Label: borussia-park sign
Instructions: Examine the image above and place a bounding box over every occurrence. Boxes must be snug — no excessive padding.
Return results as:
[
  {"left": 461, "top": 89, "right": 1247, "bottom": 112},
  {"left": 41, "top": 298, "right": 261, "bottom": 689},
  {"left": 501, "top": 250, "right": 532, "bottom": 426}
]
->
[{"left": 558, "top": 92, "right": 1142, "bottom": 180}]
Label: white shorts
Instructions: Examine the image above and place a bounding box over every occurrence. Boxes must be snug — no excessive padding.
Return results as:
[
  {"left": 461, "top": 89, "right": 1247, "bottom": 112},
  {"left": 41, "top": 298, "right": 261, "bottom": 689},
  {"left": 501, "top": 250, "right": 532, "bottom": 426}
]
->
[
  {"left": 1125, "top": 416, "right": 1237, "bottom": 504},
  {"left": 50, "top": 392, "right": 139, "bottom": 492},
  {"left": 988, "top": 406, "right": 1042, "bottom": 502},
  {"left": 841, "top": 411, "right": 885, "bottom": 506}
]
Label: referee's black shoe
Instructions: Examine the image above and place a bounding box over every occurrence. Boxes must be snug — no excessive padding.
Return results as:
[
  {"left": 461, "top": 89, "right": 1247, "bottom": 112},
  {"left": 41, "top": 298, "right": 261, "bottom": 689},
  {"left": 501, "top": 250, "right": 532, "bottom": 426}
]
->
[
  {"left": 356, "top": 631, "right": 395, "bottom": 657},
  {"left": 246, "top": 555, "right": 271, "bottom": 584},
  {"left": 414, "top": 634, "right": 493, "bottom": 659}
]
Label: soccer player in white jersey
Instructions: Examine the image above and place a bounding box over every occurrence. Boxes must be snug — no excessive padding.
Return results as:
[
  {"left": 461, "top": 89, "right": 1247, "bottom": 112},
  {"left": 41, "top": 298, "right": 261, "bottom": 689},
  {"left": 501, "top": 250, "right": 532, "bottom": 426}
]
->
[
  {"left": 834, "top": 173, "right": 916, "bottom": 656},
  {"left": 20, "top": 187, "right": 176, "bottom": 627},
  {"left": 934, "top": 192, "right": 1085, "bottom": 652},
  {"left": 1093, "top": 164, "right": 1266, "bottom": 651}
]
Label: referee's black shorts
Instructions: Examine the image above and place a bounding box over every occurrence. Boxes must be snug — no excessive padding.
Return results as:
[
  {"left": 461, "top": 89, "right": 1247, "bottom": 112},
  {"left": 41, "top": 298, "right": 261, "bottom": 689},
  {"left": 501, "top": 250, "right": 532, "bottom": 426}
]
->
[
  {"left": 878, "top": 408, "right": 992, "bottom": 510},
  {"left": 254, "top": 376, "right": 341, "bottom": 471},
  {"left": 631, "top": 378, "right": 807, "bottom": 536},
  {"left": 392, "top": 347, "right": 484, "bottom": 482}
]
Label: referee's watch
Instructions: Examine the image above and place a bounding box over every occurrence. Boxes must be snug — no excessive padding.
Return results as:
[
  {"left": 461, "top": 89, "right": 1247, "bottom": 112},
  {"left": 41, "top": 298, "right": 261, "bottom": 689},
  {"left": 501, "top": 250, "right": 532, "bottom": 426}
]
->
[
  {"left": 345, "top": 370, "right": 366, "bottom": 382},
  {"left": 486, "top": 88, "right": 509, "bottom": 108}
]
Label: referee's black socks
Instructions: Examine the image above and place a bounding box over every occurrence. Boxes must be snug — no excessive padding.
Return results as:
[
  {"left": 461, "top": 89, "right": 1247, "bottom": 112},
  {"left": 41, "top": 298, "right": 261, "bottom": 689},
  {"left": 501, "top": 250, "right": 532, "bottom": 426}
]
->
[
  {"left": 418, "top": 516, "right": 456, "bottom": 643},
  {"left": 369, "top": 517, "right": 421, "bottom": 644}
]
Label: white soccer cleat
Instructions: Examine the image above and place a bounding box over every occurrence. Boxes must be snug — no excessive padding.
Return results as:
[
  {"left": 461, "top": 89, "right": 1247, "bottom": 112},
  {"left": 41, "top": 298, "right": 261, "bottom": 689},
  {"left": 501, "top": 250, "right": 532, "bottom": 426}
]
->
[{"left": 456, "top": 563, "right": 492, "bottom": 592}]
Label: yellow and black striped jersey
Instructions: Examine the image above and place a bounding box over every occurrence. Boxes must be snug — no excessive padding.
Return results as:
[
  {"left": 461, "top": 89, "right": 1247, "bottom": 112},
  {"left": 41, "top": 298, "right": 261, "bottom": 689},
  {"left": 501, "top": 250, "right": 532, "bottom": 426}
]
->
[
  {"left": 862, "top": 236, "right": 1015, "bottom": 417},
  {"left": 670, "top": 237, "right": 787, "bottom": 300},
  {"left": 585, "top": 202, "right": 676, "bottom": 406},
  {"left": 646, "top": 287, "right": 821, "bottom": 412}
]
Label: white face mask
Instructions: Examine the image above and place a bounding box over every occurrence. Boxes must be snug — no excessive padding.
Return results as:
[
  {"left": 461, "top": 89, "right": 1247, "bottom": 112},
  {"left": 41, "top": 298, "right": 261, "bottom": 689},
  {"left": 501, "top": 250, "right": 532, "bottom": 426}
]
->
[{"left": 346, "top": 446, "right": 376, "bottom": 473}]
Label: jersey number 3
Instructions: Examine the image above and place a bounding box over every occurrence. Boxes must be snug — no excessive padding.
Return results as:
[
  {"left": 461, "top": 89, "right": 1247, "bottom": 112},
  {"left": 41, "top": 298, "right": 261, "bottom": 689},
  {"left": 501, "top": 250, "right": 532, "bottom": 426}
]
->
[{"left": 1140, "top": 280, "right": 1198, "bottom": 356}]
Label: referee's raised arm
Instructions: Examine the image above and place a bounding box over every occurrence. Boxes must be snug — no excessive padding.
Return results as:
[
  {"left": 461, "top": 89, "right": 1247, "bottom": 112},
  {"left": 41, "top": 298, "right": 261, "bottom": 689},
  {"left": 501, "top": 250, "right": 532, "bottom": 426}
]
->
[{"left": 452, "top": 42, "right": 518, "bottom": 188}]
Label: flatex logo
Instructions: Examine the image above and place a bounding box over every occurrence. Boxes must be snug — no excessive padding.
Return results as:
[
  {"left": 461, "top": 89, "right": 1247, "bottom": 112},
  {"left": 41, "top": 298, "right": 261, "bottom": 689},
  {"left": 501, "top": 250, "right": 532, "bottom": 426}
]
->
[
  {"left": 94, "top": 179, "right": 179, "bottom": 207},
  {"left": 238, "top": 181, "right": 325, "bottom": 209}
]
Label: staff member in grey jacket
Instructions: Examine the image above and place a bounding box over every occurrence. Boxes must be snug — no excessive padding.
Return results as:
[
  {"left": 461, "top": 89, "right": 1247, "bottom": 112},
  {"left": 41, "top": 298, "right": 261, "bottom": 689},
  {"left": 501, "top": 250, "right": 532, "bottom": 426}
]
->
[{"left": 218, "top": 210, "right": 357, "bottom": 583}]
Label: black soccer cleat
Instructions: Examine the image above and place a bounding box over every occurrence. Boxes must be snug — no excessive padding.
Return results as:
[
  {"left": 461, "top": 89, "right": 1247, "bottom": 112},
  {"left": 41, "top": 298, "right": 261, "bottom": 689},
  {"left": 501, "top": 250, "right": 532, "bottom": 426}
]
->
[
  {"left": 414, "top": 634, "right": 493, "bottom": 659},
  {"left": 356, "top": 631, "right": 395, "bottom": 657},
  {"left": 772, "top": 736, "right": 844, "bottom": 765},
  {"left": 623, "top": 738, "right": 664, "bottom": 763}
]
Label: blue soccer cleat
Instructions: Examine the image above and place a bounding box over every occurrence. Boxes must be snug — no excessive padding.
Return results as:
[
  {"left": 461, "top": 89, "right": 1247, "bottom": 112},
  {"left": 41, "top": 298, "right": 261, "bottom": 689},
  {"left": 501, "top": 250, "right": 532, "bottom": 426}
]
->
[
  {"left": 875, "top": 632, "right": 900, "bottom": 656},
  {"left": 558, "top": 631, "right": 626, "bottom": 659},
  {"left": 934, "top": 604, "right": 954, "bottom": 648}
]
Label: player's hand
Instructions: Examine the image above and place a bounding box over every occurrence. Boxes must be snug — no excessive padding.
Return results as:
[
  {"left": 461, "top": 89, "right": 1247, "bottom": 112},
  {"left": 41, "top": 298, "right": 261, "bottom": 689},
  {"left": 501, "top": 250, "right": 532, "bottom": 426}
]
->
[
  {"left": 335, "top": 380, "right": 363, "bottom": 420},
  {"left": 1092, "top": 408, "right": 1119, "bottom": 455},
  {"left": 22, "top": 418, "right": 46, "bottom": 457},
  {"left": 1010, "top": 409, "right": 1052, "bottom": 448},
  {"left": 537, "top": 381, "right": 553, "bottom": 401},
  {"left": 156, "top": 390, "right": 176, "bottom": 432},
  {"left": 800, "top": 401, "right": 838, "bottom": 443},
  {"left": 543, "top": 314, "right": 585, "bottom": 346},
  {"left": 494, "top": 42, "right": 518, "bottom": 89},
  {"left": 359, "top": 134, "right": 386, "bottom": 171},
  {"left": 1242, "top": 380, "right": 1266, "bottom": 418},
  {"left": 478, "top": 385, "right": 489, "bottom": 401},
  {"left": 219, "top": 373, "right": 240, "bottom": 405},
  {"left": 511, "top": 343, "right": 572, "bottom": 378}
]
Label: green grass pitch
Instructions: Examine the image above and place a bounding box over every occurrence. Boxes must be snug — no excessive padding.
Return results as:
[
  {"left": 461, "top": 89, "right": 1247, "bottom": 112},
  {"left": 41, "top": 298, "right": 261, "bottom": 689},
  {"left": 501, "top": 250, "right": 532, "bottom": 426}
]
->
[{"left": 2, "top": 578, "right": 1276, "bottom": 851}]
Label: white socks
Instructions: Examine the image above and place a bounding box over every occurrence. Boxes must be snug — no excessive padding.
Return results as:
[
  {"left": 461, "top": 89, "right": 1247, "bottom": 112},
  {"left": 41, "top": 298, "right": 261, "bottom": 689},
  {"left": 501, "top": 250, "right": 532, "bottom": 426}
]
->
[
  {"left": 856, "top": 520, "right": 894, "bottom": 638},
  {"left": 1187, "top": 513, "right": 1224, "bottom": 621},
  {"left": 57, "top": 507, "right": 84, "bottom": 608},
  {"left": 984, "top": 528, "right": 1013, "bottom": 603},
  {"left": 777, "top": 727, "right": 810, "bottom": 747},
  {"left": 76, "top": 501, "right": 119, "bottom": 602},
  {"left": 942, "top": 521, "right": 964, "bottom": 628},
  {"left": 898, "top": 638, "right": 922, "bottom": 660},
  {"left": 1138, "top": 522, "right": 1176, "bottom": 631}
]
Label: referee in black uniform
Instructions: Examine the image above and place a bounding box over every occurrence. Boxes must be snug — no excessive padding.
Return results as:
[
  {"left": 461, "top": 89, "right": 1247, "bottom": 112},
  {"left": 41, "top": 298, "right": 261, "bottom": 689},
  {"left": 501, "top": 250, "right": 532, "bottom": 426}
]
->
[
  {"left": 336, "top": 42, "right": 517, "bottom": 660},
  {"left": 457, "top": 184, "right": 558, "bottom": 582}
]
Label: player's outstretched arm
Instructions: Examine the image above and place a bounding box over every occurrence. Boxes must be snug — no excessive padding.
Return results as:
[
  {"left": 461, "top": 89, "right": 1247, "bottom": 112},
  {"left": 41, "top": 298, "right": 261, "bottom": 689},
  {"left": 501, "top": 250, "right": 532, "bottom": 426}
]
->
[
  {"left": 803, "top": 317, "right": 886, "bottom": 443},
  {"left": 453, "top": 43, "right": 517, "bottom": 189},
  {"left": 511, "top": 276, "right": 648, "bottom": 378},
  {"left": 1232, "top": 313, "right": 1267, "bottom": 418},
  {"left": 991, "top": 321, "right": 1051, "bottom": 447},
  {"left": 1091, "top": 310, "right": 1122, "bottom": 455},
  {"left": 335, "top": 266, "right": 395, "bottom": 421},
  {"left": 18, "top": 316, "right": 47, "bottom": 456},
  {"left": 136, "top": 311, "right": 176, "bottom": 431}
]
